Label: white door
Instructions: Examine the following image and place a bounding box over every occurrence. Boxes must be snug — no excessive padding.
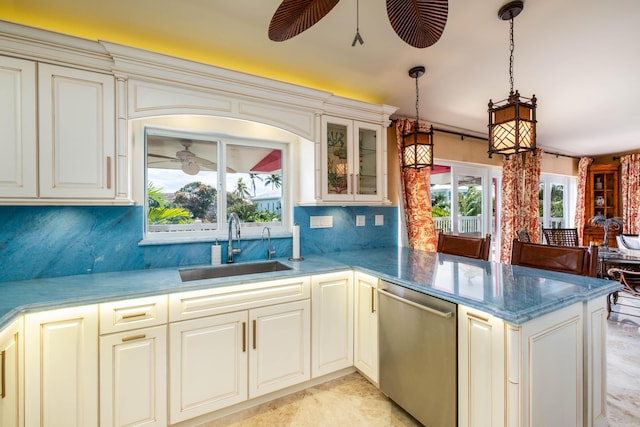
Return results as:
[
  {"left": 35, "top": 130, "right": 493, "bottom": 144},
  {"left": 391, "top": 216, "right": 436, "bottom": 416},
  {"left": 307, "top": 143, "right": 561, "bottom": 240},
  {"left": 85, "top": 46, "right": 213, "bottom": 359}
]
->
[
  {"left": 0, "top": 56, "right": 37, "bottom": 198},
  {"left": 25, "top": 305, "right": 98, "bottom": 427},
  {"left": 0, "top": 318, "right": 23, "bottom": 427},
  {"left": 38, "top": 63, "right": 115, "bottom": 199},
  {"left": 249, "top": 300, "right": 310, "bottom": 398},
  {"left": 99, "top": 326, "right": 167, "bottom": 427},
  {"left": 311, "top": 272, "right": 353, "bottom": 377},
  {"left": 354, "top": 272, "right": 379, "bottom": 383},
  {"left": 169, "top": 311, "right": 248, "bottom": 423}
]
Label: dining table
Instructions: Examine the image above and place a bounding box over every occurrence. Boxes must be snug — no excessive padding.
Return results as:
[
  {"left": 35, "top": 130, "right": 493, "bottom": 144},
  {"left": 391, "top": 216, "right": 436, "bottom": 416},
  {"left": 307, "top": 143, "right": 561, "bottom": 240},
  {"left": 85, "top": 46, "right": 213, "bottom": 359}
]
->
[{"left": 597, "top": 247, "right": 640, "bottom": 278}]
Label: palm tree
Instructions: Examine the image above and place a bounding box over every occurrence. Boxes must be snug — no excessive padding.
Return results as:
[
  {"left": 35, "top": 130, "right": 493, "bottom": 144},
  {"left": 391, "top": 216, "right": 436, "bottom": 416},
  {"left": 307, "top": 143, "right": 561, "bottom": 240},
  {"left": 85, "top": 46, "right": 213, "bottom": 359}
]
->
[
  {"left": 147, "top": 182, "right": 191, "bottom": 224},
  {"left": 264, "top": 173, "right": 282, "bottom": 190},
  {"left": 234, "top": 177, "right": 251, "bottom": 200},
  {"left": 248, "top": 173, "right": 264, "bottom": 197}
]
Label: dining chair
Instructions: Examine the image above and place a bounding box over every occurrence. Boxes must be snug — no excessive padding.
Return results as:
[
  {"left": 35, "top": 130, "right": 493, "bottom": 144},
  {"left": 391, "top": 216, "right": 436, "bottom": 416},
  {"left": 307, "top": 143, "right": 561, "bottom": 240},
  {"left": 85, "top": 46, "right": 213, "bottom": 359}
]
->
[
  {"left": 437, "top": 233, "right": 492, "bottom": 261},
  {"left": 542, "top": 228, "right": 579, "bottom": 246},
  {"left": 605, "top": 267, "right": 640, "bottom": 318},
  {"left": 515, "top": 230, "right": 531, "bottom": 243},
  {"left": 510, "top": 239, "right": 598, "bottom": 277}
]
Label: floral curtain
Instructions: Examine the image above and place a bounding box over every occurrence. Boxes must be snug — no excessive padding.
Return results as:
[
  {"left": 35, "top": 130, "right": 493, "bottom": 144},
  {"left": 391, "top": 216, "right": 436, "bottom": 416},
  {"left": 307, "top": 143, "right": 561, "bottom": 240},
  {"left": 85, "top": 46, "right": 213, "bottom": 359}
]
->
[
  {"left": 499, "top": 149, "right": 543, "bottom": 263},
  {"left": 620, "top": 154, "right": 640, "bottom": 235},
  {"left": 574, "top": 157, "right": 593, "bottom": 244},
  {"left": 523, "top": 150, "right": 543, "bottom": 243},
  {"left": 395, "top": 118, "right": 438, "bottom": 251}
]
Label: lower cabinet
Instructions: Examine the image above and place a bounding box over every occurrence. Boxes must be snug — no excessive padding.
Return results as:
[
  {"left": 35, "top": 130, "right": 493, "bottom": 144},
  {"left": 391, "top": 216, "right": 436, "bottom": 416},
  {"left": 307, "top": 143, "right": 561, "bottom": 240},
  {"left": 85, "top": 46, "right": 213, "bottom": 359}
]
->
[
  {"left": 24, "top": 305, "right": 99, "bottom": 427},
  {"left": 458, "top": 301, "right": 603, "bottom": 427},
  {"left": 353, "top": 271, "right": 379, "bottom": 383},
  {"left": 99, "top": 326, "right": 167, "bottom": 427},
  {"left": 0, "top": 318, "right": 23, "bottom": 427},
  {"left": 169, "top": 299, "right": 310, "bottom": 424},
  {"left": 311, "top": 271, "right": 353, "bottom": 377},
  {"left": 169, "top": 311, "right": 248, "bottom": 424}
]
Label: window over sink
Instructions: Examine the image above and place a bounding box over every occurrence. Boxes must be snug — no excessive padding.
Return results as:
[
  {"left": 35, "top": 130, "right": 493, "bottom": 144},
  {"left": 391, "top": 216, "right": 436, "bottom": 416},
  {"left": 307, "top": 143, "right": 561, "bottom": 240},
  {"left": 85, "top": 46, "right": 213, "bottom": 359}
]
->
[{"left": 144, "top": 126, "right": 287, "bottom": 242}]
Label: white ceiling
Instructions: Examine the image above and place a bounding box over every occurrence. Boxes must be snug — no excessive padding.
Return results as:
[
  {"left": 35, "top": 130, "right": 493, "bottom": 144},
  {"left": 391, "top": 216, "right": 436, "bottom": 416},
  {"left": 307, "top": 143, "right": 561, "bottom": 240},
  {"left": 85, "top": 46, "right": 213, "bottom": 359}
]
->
[{"left": 4, "top": 0, "right": 640, "bottom": 157}]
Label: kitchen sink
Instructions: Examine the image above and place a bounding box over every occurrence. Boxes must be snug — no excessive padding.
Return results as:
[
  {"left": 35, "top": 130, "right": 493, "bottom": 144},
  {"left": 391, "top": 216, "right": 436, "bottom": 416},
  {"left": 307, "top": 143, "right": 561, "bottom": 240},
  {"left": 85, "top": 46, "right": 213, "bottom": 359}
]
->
[{"left": 179, "top": 260, "right": 293, "bottom": 282}]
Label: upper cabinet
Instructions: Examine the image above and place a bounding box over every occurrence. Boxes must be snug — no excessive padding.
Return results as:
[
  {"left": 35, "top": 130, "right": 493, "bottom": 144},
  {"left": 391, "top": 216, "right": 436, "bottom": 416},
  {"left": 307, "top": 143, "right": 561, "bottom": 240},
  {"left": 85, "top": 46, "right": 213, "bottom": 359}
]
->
[
  {"left": 38, "top": 63, "right": 116, "bottom": 200},
  {"left": 0, "top": 56, "right": 37, "bottom": 198},
  {"left": 321, "top": 116, "right": 387, "bottom": 203},
  {"left": 0, "top": 55, "right": 120, "bottom": 204}
]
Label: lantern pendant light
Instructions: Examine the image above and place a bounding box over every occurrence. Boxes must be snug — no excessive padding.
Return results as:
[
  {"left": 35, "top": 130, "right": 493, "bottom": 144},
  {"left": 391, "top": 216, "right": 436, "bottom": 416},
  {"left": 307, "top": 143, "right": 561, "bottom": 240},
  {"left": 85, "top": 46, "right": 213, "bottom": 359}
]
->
[
  {"left": 488, "top": 1, "right": 537, "bottom": 159},
  {"left": 402, "top": 66, "right": 434, "bottom": 169}
]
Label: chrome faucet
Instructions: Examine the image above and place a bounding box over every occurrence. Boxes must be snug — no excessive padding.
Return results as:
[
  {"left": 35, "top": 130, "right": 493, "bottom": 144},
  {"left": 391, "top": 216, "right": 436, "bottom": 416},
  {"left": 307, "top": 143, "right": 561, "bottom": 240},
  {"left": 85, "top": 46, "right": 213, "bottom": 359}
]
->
[
  {"left": 227, "top": 212, "right": 241, "bottom": 263},
  {"left": 261, "top": 226, "right": 276, "bottom": 260}
]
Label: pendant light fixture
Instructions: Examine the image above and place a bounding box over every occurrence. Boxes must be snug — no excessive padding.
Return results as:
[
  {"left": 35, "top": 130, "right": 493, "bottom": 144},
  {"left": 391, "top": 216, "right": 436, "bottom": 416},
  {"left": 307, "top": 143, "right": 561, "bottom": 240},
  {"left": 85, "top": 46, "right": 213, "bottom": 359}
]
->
[
  {"left": 487, "top": 1, "right": 537, "bottom": 159},
  {"left": 402, "top": 66, "right": 434, "bottom": 169}
]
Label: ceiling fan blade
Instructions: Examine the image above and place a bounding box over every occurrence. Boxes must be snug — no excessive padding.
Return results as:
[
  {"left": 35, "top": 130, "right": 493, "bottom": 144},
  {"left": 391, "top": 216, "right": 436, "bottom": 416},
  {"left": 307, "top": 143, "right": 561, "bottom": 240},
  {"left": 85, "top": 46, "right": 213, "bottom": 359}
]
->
[
  {"left": 269, "top": 0, "right": 340, "bottom": 42},
  {"left": 148, "top": 153, "right": 178, "bottom": 161},
  {"left": 386, "top": 0, "right": 448, "bottom": 48}
]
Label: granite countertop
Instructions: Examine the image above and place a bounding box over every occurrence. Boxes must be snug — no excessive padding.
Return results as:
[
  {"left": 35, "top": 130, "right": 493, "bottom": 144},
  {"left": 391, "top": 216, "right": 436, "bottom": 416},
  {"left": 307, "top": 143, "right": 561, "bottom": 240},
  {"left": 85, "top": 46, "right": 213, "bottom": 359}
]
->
[{"left": 0, "top": 247, "right": 622, "bottom": 329}]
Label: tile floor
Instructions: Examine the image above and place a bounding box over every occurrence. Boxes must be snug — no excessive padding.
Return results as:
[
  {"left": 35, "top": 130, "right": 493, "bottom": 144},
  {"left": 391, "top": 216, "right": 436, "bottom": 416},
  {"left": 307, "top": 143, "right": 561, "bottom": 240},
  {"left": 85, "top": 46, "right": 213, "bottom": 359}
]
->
[{"left": 200, "top": 296, "right": 640, "bottom": 427}]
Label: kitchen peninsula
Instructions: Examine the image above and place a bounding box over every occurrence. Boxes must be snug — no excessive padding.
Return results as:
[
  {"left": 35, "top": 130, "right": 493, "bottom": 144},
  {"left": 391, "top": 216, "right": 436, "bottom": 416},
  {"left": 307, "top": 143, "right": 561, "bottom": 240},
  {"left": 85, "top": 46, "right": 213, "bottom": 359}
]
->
[{"left": 0, "top": 247, "right": 619, "bottom": 427}]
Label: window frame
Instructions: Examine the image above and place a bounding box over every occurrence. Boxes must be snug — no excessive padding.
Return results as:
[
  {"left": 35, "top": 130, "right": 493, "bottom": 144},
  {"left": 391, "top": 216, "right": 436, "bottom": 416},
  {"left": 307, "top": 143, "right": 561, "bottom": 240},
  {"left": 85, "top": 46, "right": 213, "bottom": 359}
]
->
[{"left": 142, "top": 126, "right": 290, "bottom": 244}]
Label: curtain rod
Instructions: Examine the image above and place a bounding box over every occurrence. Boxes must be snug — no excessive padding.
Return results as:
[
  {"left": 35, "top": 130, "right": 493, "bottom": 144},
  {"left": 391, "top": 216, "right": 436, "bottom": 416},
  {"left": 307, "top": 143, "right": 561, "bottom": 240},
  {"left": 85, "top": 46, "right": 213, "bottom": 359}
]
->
[
  {"left": 391, "top": 120, "right": 582, "bottom": 160},
  {"left": 432, "top": 128, "right": 581, "bottom": 160}
]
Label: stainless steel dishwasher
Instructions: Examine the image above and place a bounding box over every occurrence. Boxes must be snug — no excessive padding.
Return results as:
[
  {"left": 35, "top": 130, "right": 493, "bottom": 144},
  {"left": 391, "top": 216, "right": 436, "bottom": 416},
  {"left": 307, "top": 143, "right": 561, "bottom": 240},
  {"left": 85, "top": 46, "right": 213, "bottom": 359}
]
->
[{"left": 378, "top": 281, "right": 457, "bottom": 427}]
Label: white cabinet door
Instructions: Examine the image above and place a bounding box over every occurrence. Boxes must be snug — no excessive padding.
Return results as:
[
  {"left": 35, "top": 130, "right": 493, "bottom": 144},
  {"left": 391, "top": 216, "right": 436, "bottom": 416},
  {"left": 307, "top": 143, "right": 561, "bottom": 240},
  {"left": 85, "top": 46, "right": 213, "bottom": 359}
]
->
[
  {"left": 354, "top": 271, "right": 379, "bottom": 383},
  {"left": 0, "top": 56, "right": 37, "bottom": 198},
  {"left": 311, "top": 271, "right": 353, "bottom": 377},
  {"left": 0, "top": 318, "right": 24, "bottom": 427},
  {"left": 25, "top": 305, "right": 98, "bottom": 427},
  {"left": 249, "top": 299, "right": 310, "bottom": 398},
  {"left": 457, "top": 305, "right": 505, "bottom": 427},
  {"left": 169, "top": 311, "right": 248, "bottom": 424},
  {"left": 321, "top": 116, "right": 385, "bottom": 203},
  {"left": 99, "top": 325, "right": 167, "bottom": 427},
  {"left": 38, "top": 63, "right": 115, "bottom": 199}
]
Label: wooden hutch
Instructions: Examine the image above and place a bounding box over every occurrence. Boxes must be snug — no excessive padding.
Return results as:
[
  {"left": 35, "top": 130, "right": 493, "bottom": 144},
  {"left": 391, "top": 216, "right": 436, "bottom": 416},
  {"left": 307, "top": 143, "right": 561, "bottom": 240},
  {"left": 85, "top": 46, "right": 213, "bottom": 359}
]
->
[{"left": 582, "top": 163, "right": 620, "bottom": 247}]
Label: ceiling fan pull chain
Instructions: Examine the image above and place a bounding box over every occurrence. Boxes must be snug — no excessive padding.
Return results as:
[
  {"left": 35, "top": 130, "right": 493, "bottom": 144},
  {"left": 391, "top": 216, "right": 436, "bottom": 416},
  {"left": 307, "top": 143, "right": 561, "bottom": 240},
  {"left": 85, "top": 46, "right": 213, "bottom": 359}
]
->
[{"left": 352, "top": 0, "right": 364, "bottom": 46}]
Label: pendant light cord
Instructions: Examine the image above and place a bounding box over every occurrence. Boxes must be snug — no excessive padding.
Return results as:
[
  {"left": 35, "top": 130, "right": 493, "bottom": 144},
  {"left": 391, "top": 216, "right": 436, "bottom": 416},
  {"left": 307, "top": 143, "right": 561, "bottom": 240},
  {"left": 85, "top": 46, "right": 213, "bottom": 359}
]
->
[
  {"left": 415, "top": 74, "right": 420, "bottom": 132},
  {"left": 352, "top": 0, "right": 364, "bottom": 46},
  {"left": 509, "top": 13, "right": 515, "bottom": 95}
]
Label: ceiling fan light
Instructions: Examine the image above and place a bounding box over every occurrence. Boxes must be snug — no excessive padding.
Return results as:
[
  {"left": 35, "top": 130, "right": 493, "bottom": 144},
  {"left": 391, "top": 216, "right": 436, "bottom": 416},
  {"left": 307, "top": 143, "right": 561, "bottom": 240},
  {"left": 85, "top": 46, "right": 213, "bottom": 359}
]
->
[{"left": 182, "top": 161, "right": 200, "bottom": 176}]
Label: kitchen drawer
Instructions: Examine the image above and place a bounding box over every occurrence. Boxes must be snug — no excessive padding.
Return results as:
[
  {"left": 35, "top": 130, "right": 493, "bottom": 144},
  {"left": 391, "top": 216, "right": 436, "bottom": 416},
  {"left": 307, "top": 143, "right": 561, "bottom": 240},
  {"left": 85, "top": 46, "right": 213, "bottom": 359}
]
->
[
  {"left": 100, "top": 295, "right": 168, "bottom": 335},
  {"left": 169, "top": 276, "right": 311, "bottom": 322}
]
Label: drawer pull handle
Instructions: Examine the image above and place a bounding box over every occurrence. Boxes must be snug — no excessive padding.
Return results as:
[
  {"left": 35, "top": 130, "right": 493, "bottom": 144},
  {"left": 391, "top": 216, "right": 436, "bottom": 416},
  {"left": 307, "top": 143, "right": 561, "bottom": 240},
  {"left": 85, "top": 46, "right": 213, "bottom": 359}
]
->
[
  {"left": 242, "top": 322, "right": 246, "bottom": 353},
  {"left": 252, "top": 319, "right": 257, "bottom": 350},
  {"left": 466, "top": 312, "right": 489, "bottom": 323},
  {"left": 371, "top": 286, "right": 376, "bottom": 313},
  {"left": 122, "top": 334, "right": 146, "bottom": 342},
  {"left": 106, "top": 156, "right": 112, "bottom": 189},
  {"left": 1, "top": 349, "right": 5, "bottom": 399},
  {"left": 122, "top": 312, "right": 148, "bottom": 320}
]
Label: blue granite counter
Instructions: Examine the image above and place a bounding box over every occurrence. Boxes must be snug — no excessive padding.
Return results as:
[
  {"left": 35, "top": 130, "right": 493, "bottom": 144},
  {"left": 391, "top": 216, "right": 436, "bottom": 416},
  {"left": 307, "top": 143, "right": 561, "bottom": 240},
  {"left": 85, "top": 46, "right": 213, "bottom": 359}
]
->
[{"left": 0, "top": 247, "right": 621, "bottom": 329}]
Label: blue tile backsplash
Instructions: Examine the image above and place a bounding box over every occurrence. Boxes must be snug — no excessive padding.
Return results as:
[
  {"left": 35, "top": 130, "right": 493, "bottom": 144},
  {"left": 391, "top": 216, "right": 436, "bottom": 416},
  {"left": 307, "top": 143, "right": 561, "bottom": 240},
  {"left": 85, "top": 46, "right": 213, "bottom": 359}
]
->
[{"left": 0, "top": 205, "right": 397, "bottom": 282}]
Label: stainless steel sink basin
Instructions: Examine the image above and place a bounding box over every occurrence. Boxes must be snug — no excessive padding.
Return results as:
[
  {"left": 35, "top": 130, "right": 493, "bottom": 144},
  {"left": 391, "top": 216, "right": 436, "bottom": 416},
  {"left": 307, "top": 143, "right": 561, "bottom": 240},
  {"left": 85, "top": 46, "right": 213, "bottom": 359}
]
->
[{"left": 179, "top": 261, "right": 293, "bottom": 282}]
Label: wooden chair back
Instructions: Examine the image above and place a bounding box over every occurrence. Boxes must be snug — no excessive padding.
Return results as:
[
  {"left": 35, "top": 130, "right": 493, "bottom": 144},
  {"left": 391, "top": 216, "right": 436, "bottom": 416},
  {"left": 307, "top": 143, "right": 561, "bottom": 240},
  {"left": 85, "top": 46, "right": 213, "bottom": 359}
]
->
[
  {"left": 542, "top": 228, "right": 579, "bottom": 246},
  {"left": 437, "top": 233, "right": 492, "bottom": 261},
  {"left": 511, "top": 239, "right": 598, "bottom": 277}
]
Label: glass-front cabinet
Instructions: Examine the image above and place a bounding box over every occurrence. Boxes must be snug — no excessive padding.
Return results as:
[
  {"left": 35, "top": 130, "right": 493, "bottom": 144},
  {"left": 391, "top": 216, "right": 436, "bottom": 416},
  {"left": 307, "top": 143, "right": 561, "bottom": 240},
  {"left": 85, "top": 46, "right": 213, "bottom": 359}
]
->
[{"left": 321, "top": 116, "right": 384, "bottom": 203}]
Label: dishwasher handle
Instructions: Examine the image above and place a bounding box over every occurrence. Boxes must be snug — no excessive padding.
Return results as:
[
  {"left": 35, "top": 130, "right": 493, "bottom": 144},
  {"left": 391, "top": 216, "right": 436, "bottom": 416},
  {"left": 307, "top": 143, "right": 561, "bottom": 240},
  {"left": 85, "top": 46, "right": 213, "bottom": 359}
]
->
[{"left": 378, "top": 288, "right": 454, "bottom": 319}]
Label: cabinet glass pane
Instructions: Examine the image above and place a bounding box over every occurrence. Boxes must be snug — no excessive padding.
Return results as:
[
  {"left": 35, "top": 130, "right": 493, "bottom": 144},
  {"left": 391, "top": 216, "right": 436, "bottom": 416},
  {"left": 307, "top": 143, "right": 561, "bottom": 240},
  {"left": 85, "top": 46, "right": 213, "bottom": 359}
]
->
[
  {"left": 327, "top": 123, "right": 348, "bottom": 195},
  {"left": 358, "top": 128, "right": 377, "bottom": 195}
]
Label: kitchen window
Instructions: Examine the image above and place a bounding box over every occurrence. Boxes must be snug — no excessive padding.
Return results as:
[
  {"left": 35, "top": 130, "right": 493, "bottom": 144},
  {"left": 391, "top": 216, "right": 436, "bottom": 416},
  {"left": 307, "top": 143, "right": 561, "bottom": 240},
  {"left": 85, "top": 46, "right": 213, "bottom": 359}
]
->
[{"left": 145, "top": 127, "right": 286, "bottom": 241}]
